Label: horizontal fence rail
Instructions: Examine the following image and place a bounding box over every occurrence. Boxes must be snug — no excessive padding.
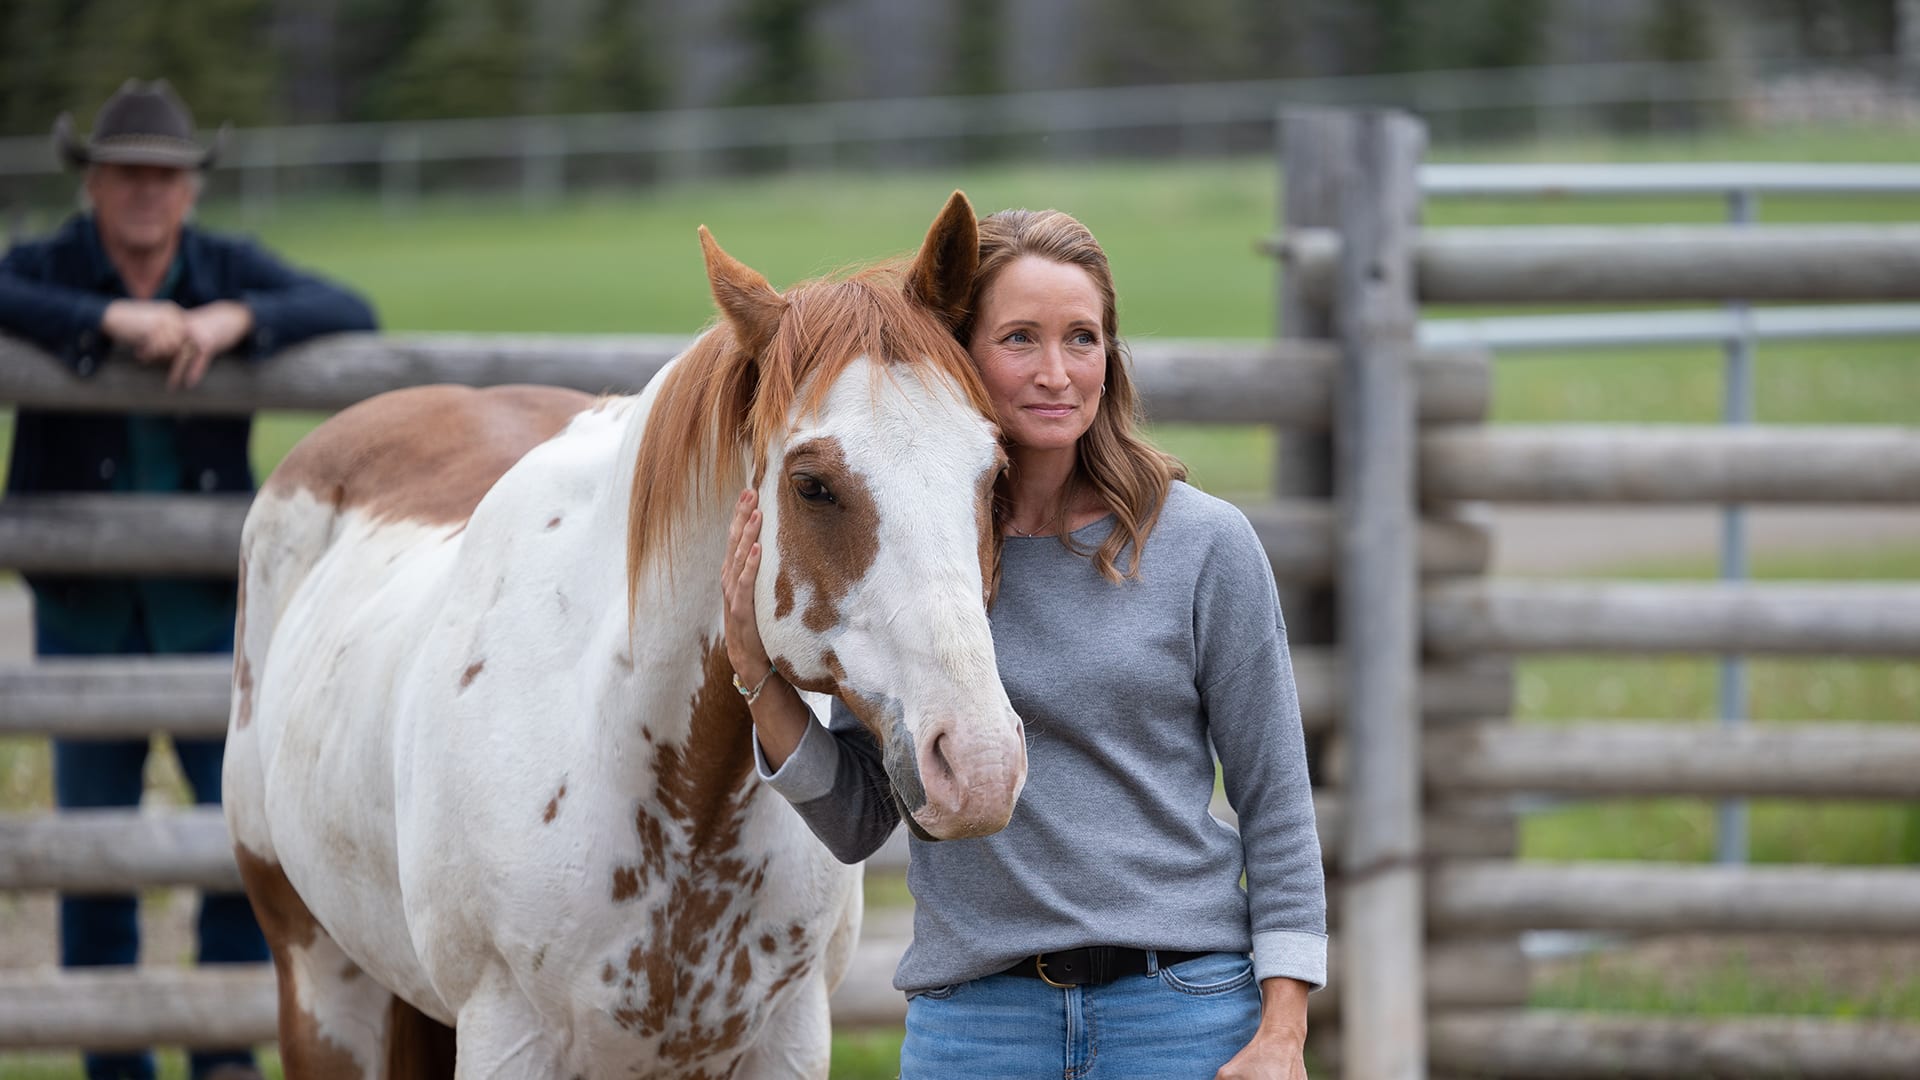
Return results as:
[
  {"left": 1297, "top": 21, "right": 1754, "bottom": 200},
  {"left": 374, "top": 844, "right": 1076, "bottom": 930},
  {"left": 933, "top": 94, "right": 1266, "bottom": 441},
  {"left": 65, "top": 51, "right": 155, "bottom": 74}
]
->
[
  {"left": 1275, "top": 226, "right": 1920, "bottom": 305},
  {"left": 1429, "top": 860, "right": 1920, "bottom": 935},
  {"left": 0, "top": 494, "right": 1490, "bottom": 585},
  {"left": 1427, "top": 722, "right": 1920, "bottom": 799},
  {"left": 1425, "top": 580, "right": 1920, "bottom": 657},
  {"left": 0, "top": 333, "right": 1492, "bottom": 428},
  {"left": 1425, "top": 1010, "right": 1920, "bottom": 1079},
  {"left": 0, "top": 651, "right": 1515, "bottom": 742},
  {"left": 1421, "top": 425, "right": 1920, "bottom": 503},
  {"left": 0, "top": 658, "right": 236, "bottom": 740},
  {"left": 0, "top": 792, "right": 1518, "bottom": 895},
  {"left": 0, "top": 935, "right": 1530, "bottom": 1049},
  {"left": 0, "top": 808, "right": 241, "bottom": 892}
]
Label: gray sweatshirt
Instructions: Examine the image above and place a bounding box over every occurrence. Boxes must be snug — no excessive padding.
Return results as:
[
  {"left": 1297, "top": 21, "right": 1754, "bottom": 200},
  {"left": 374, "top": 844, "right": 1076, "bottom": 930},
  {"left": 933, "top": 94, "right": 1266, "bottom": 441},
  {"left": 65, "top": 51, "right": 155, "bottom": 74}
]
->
[{"left": 758, "top": 481, "right": 1327, "bottom": 993}]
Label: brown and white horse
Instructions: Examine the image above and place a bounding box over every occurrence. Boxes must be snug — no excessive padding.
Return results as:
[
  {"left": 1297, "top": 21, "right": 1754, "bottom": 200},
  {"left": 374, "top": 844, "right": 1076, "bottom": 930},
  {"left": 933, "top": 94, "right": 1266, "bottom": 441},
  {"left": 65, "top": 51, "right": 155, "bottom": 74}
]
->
[{"left": 223, "top": 193, "right": 1026, "bottom": 1078}]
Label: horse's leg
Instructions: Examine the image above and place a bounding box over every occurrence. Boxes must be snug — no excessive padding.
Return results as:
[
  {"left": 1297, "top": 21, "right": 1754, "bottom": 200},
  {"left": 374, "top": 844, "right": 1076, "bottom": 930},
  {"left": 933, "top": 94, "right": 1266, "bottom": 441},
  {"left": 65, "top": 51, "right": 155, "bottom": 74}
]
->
[
  {"left": 452, "top": 965, "right": 567, "bottom": 1080},
  {"left": 733, "top": 977, "right": 832, "bottom": 1080},
  {"left": 233, "top": 849, "right": 397, "bottom": 1079}
]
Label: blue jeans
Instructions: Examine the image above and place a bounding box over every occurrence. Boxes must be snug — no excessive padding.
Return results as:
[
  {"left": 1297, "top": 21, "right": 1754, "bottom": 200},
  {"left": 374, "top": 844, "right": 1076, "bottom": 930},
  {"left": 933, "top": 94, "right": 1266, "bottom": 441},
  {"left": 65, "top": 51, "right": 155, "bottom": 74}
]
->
[
  {"left": 901, "top": 951, "right": 1262, "bottom": 1079},
  {"left": 38, "top": 613, "right": 265, "bottom": 1080}
]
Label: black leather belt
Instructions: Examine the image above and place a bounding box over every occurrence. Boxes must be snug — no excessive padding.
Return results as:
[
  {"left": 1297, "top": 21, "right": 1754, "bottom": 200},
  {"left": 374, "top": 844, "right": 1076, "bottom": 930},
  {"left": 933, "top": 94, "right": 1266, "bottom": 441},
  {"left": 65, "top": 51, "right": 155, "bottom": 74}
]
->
[{"left": 1002, "top": 947, "right": 1213, "bottom": 988}]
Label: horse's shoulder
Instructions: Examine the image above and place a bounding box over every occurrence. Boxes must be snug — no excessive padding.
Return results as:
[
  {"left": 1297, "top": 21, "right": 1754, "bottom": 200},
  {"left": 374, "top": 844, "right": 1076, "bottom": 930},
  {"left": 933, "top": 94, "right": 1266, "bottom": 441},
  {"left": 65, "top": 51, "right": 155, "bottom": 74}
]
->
[{"left": 264, "top": 384, "right": 595, "bottom": 528}]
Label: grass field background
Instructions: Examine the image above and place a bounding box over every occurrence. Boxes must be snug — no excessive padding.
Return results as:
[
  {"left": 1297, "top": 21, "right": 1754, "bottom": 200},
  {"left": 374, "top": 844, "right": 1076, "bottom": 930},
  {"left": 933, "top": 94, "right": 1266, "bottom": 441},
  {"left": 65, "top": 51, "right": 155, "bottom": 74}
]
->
[{"left": 1, "top": 124, "right": 1917, "bottom": 1076}]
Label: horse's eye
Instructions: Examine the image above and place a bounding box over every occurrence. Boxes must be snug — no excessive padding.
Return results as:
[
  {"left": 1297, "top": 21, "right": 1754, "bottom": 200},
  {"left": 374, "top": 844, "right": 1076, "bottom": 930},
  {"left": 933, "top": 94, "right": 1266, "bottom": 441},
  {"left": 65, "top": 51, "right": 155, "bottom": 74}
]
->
[{"left": 793, "top": 475, "right": 836, "bottom": 504}]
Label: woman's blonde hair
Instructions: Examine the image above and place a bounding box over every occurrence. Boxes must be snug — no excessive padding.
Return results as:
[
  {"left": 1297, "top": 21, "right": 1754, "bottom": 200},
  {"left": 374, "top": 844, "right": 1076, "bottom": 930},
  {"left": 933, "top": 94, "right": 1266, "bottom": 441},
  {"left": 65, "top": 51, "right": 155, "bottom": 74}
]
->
[{"left": 958, "top": 208, "right": 1186, "bottom": 582}]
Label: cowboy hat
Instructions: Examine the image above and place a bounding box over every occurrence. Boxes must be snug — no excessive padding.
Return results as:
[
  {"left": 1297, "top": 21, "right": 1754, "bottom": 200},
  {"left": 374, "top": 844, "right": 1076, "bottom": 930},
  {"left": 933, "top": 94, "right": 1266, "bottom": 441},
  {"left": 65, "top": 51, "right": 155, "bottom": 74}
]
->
[{"left": 52, "top": 78, "right": 227, "bottom": 170}]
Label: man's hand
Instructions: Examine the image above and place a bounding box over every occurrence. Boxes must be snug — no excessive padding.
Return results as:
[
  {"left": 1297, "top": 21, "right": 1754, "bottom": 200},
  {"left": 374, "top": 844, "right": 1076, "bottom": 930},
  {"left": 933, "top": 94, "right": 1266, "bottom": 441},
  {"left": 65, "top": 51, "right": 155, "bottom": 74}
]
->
[
  {"left": 176, "top": 301, "right": 254, "bottom": 390},
  {"left": 101, "top": 299, "right": 191, "bottom": 365},
  {"left": 1216, "top": 977, "right": 1310, "bottom": 1080}
]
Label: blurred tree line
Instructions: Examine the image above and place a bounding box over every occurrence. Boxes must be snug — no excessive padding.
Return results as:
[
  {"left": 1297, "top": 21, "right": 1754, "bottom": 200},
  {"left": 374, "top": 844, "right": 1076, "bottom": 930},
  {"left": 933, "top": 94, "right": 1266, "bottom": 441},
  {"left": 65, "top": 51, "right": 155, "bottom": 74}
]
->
[{"left": 0, "top": 0, "right": 1903, "bottom": 134}]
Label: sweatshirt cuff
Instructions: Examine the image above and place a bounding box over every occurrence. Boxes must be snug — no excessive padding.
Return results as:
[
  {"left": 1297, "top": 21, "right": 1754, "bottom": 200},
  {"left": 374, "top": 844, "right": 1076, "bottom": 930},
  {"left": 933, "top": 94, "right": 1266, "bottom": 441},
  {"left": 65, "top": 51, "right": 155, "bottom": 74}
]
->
[
  {"left": 753, "top": 713, "right": 840, "bottom": 804},
  {"left": 1252, "top": 929, "right": 1328, "bottom": 992}
]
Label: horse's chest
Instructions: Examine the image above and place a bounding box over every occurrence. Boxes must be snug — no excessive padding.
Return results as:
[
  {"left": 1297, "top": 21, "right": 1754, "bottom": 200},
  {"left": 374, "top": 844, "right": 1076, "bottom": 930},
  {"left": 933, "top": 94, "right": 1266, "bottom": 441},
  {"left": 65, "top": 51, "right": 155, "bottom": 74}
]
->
[{"left": 567, "top": 838, "right": 828, "bottom": 1074}]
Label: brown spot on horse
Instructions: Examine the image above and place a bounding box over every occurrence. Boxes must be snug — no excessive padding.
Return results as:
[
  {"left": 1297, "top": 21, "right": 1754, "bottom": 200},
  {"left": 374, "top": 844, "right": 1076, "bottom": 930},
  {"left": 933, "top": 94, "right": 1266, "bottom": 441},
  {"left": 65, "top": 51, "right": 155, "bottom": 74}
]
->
[{"left": 263, "top": 384, "right": 589, "bottom": 528}]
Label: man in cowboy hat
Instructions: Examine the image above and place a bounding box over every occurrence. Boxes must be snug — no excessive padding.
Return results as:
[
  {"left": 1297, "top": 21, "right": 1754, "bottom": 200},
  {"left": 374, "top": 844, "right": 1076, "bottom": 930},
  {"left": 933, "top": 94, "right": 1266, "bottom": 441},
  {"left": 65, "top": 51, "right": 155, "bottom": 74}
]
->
[{"left": 0, "top": 80, "right": 376, "bottom": 1080}]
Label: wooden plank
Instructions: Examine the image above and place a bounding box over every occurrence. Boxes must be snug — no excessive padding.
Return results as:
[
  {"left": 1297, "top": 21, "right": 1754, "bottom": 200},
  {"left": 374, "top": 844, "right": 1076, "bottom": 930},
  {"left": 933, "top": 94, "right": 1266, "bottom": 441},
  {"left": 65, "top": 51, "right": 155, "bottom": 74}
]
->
[
  {"left": 0, "top": 967, "right": 277, "bottom": 1051},
  {"left": 1422, "top": 424, "right": 1920, "bottom": 503},
  {"left": 1427, "top": 721, "right": 1920, "bottom": 799},
  {"left": 1328, "top": 107, "right": 1429, "bottom": 1080},
  {"left": 1430, "top": 860, "right": 1920, "bottom": 935},
  {"left": 624, "top": 788, "right": 1521, "bottom": 879},
  {"left": 0, "top": 495, "right": 1488, "bottom": 585},
  {"left": 1247, "top": 502, "right": 1489, "bottom": 584},
  {"left": 0, "top": 657, "right": 234, "bottom": 739},
  {"left": 0, "top": 808, "right": 241, "bottom": 892},
  {"left": 1425, "top": 580, "right": 1920, "bottom": 657},
  {"left": 0, "top": 332, "right": 1491, "bottom": 428},
  {"left": 0, "top": 495, "right": 248, "bottom": 577},
  {"left": 0, "top": 651, "right": 1511, "bottom": 740},
  {"left": 0, "top": 939, "right": 1524, "bottom": 1047},
  {"left": 1274, "top": 225, "right": 1920, "bottom": 304},
  {"left": 1273, "top": 107, "right": 1352, "bottom": 646},
  {"left": 1428, "top": 1009, "right": 1920, "bottom": 1078}
]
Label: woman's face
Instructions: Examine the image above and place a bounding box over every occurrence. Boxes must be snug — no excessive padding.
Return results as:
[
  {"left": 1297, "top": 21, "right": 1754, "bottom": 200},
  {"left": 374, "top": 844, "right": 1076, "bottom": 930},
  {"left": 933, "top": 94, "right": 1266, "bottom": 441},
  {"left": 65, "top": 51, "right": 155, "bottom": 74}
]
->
[{"left": 967, "top": 256, "right": 1106, "bottom": 455}]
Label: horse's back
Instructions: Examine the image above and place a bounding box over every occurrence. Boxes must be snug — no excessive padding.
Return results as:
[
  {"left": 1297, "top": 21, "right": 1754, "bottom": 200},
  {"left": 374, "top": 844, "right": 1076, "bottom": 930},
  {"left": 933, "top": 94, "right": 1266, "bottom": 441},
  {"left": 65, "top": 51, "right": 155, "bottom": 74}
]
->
[
  {"left": 262, "top": 383, "right": 593, "bottom": 528},
  {"left": 227, "top": 382, "right": 596, "bottom": 1030}
]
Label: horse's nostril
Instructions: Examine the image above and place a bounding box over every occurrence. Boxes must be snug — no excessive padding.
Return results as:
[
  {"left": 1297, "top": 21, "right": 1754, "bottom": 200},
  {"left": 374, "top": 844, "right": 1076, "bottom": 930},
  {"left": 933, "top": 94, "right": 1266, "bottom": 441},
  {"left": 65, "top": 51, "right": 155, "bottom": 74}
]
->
[{"left": 927, "top": 733, "right": 955, "bottom": 783}]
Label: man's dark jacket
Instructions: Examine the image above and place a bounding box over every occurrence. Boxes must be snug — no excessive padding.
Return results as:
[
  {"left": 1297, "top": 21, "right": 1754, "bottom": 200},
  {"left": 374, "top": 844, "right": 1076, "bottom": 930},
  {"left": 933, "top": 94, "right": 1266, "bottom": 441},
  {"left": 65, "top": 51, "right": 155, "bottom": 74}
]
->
[{"left": 0, "top": 214, "right": 377, "bottom": 649}]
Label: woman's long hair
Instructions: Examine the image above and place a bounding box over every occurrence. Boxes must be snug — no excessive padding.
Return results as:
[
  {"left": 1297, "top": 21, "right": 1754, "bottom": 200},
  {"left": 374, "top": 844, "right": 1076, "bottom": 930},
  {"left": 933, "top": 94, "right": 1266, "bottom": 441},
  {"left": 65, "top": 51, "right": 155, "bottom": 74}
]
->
[{"left": 958, "top": 209, "right": 1186, "bottom": 582}]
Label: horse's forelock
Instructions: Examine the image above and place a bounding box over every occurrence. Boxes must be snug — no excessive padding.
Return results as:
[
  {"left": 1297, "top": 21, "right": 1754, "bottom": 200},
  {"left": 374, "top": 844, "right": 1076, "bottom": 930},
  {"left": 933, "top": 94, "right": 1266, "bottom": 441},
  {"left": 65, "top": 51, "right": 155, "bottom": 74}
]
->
[{"left": 625, "top": 266, "right": 996, "bottom": 611}]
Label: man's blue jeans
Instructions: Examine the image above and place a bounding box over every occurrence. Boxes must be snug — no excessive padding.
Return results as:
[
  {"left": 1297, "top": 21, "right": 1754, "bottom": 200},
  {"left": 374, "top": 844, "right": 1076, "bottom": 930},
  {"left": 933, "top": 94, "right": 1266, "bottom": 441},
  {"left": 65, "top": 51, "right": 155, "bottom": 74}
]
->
[
  {"left": 38, "top": 614, "right": 266, "bottom": 1080},
  {"left": 900, "top": 951, "right": 1263, "bottom": 1079}
]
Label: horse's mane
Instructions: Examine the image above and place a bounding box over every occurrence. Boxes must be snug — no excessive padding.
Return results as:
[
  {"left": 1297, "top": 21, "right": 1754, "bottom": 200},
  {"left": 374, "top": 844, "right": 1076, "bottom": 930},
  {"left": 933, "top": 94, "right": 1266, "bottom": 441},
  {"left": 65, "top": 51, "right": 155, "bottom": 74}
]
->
[{"left": 625, "top": 261, "right": 995, "bottom": 598}]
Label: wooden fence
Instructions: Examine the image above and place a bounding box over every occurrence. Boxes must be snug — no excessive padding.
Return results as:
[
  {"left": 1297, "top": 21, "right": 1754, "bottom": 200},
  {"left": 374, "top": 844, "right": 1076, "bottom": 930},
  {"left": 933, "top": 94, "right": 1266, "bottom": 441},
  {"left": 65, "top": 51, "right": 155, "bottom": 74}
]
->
[
  {"left": 1, "top": 106, "right": 1917, "bottom": 1075},
  {"left": 0, "top": 318, "right": 1508, "bottom": 1052},
  {"left": 1274, "top": 108, "right": 1920, "bottom": 1079}
]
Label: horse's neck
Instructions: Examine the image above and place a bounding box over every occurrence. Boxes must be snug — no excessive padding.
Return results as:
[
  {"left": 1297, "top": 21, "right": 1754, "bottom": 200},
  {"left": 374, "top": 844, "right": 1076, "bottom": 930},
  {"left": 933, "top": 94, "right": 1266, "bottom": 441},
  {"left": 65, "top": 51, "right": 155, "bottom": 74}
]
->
[{"left": 599, "top": 376, "right": 763, "bottom": 845}]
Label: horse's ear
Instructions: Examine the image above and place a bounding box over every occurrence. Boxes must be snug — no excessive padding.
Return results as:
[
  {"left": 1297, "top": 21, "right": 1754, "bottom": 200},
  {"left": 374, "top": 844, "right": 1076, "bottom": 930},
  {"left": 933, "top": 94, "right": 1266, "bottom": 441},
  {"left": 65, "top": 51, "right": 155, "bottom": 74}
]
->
[
  {"left": 904, "top": 190, "right": 978, "bottom": 327},
  {"left": 700, "top": 225, "right": 786, "bottom": 358}
]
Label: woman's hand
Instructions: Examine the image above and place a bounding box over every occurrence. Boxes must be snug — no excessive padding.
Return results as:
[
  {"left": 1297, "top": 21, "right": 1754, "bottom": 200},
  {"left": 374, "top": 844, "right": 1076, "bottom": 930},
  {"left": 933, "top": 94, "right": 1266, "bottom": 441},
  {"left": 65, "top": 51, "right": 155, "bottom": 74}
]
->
[
  {"left": 1216, "top": 977, "right": 1309, "bottom": 1080},
  {"left": 722, "top": 489, "right": 813, "bottom": 769},
  {"left": 721, "top": 489, "right": 773, "bottom": 685}
]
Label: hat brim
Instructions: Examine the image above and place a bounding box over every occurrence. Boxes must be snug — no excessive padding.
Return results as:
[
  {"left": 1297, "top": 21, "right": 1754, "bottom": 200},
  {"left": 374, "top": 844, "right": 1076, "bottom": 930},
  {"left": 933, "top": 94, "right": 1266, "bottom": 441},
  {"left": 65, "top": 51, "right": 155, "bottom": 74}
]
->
[{"left": 54, "top": 113, "right": 223, "bottom": 171}]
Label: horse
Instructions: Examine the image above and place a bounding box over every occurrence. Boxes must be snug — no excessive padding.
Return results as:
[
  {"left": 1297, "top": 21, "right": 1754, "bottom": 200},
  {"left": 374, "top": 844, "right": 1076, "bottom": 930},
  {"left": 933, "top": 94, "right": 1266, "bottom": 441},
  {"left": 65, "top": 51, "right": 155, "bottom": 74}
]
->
[{"left": 222, "top": 191, "right": 1028, "bottom": 1078}]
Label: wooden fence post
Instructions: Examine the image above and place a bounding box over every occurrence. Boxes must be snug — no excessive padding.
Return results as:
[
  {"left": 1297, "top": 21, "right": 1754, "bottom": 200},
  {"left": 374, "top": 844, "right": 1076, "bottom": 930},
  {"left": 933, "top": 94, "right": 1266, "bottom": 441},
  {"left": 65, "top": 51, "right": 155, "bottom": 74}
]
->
[
  {"left": 1330, "top": 108, "right": 1429, "bottom": 1079},
  {"left": 1275, "top": 108, "right": 1348, "bottom": 645}
]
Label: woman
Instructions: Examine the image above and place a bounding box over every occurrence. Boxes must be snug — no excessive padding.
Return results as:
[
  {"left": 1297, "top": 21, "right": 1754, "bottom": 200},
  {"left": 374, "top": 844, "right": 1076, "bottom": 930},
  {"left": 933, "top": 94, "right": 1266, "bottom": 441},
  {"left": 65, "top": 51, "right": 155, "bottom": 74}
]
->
[{"left": 722, "top": 208, "right": 1323, "bottom": 1078}]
